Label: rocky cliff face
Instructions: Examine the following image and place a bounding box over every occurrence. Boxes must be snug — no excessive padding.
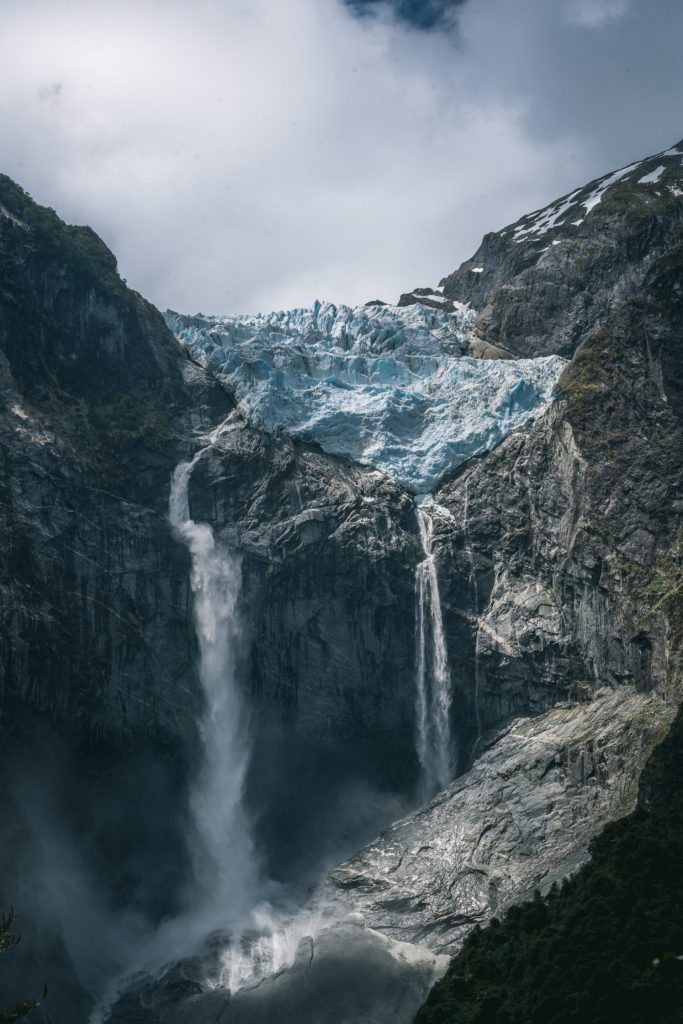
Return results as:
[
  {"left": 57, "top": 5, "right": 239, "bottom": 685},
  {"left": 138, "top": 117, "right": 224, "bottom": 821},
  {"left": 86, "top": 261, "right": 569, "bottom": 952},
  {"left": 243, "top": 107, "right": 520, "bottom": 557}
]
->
[
  {"left": 327, "top": 686, "right": 674, "bottom": 954},
  {"left": 429, "top": 238, "right": 683, "bottom": 759},
  {"left": 438, "top": 140, "right": 683, "bottom": 359},
  {"left": 185, "top": 423, "right": 423, "bottom": 877},
  {"left": 0, "top": 178, "right": 430, "bottom": 1017},
  {"left": 0, "top": 180, "right": 424, "bottom": 859},
  {"left": 0, "top": 138, "right": 681, "bottom": 1024},
  {"left": 0, "top": 178, "right": 221, "bottom": 741},
  {"left": 0, "top": 178, "right": 235, "bottom": 1018}
]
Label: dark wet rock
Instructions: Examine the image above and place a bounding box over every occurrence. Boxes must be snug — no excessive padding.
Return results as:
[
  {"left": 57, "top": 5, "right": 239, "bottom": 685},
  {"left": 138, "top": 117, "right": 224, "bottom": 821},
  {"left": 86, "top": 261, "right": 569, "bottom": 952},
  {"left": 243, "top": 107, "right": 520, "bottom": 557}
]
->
[
  {"left": 465, "top": 337, "right": 511, "bottom": 360},
  {"left": 397, "top": 287, "right": 458, "bottom": 313}
]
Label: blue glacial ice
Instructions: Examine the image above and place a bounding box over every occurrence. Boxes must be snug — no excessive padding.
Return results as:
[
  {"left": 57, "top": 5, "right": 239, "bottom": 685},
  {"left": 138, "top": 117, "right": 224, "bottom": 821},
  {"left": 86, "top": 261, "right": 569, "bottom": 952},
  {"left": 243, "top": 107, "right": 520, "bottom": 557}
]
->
[{"left": 166, "top": 300, "right": 567, "bottom": 493}]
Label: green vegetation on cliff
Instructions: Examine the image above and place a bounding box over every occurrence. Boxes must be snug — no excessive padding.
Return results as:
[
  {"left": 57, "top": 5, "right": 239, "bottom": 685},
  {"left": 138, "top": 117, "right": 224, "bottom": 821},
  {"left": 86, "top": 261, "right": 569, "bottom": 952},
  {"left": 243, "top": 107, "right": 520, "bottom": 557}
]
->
[{"left": 413, "top": 705, "right": 683, "bottom": 1024}]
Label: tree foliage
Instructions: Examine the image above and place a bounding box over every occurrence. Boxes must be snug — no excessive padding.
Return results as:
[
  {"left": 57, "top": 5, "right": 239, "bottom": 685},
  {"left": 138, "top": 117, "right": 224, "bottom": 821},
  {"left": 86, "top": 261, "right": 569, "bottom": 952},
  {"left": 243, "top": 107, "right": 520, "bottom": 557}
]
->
[{"left": 0, "top": 909, "right": 45, "bottom": 1023}]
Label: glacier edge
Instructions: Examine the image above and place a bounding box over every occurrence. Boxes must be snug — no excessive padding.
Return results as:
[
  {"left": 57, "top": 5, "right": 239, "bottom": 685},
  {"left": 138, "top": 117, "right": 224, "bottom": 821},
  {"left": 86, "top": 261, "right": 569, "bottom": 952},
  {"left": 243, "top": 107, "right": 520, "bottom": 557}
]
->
[{"left": 166, "top": 301, "right": 567, "bottom": 493}]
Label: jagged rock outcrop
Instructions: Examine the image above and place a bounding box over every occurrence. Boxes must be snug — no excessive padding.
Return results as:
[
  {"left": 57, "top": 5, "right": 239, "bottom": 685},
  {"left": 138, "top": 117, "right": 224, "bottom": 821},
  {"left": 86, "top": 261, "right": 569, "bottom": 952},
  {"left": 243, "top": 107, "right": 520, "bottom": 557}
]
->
[
  {"left": 439, "top": 140, "right": 683, "bottom": 358},
  {"left": 397, "top": 286, "right": 458, "bottom": 314},
  {"left": 428, "top": 241, "right": 683, "bottom": 754},
  {"left": 327, "top": 686, "right": 674, "bottom": 954}
]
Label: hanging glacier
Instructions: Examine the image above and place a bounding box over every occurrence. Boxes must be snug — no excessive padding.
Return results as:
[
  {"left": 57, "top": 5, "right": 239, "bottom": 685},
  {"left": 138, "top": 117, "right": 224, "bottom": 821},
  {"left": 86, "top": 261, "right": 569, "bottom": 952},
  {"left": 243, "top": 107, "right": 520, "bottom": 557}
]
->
[{"left": 165, "top": 301, "right": 567, "bottom": 493}]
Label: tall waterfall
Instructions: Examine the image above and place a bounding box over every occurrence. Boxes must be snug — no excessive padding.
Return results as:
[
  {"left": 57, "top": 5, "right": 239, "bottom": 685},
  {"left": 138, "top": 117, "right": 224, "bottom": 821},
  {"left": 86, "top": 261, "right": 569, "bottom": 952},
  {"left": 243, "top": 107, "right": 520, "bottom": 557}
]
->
[
  {"left": 90, "top": 449, "right": 267, "bottom": 1022},
  {"left": 165, "top": 448, "right": 333, "bottom": 996},
  {"left": 414, "top": 505, "right": 453, "bottom": 795},
  {"left": 169, "top": 449, "right": 260, "bottom": 924}
]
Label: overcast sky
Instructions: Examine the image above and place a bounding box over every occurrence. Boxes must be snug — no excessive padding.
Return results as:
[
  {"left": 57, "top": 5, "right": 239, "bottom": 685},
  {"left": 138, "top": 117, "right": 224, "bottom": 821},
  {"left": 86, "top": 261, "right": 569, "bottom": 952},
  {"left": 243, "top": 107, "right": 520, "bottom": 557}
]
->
[{"left": 2, "top": 0, "right": 681, "bottom": 314}]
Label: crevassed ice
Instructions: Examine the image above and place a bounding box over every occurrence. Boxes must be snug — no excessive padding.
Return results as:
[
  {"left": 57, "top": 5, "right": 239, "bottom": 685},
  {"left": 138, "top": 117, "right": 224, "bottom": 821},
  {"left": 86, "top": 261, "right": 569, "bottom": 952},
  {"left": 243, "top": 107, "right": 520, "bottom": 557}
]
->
[{"left": 166, "top": 300, "right": 566, "bottom": 493}]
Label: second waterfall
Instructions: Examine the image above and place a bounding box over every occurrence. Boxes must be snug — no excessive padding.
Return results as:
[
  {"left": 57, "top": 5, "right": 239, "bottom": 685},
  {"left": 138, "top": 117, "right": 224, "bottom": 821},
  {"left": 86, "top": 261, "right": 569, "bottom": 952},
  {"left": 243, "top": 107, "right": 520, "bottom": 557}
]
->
[{"left": 414, "top": 505, "right": 453, "bottom": 797}]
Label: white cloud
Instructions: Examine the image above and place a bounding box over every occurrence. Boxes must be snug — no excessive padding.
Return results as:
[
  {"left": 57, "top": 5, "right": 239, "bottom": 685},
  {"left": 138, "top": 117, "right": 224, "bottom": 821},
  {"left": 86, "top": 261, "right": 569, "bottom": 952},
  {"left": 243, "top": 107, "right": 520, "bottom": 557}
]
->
[
  {"left": 565, "top": 0, "right": 629, "bottom": 28},
  {"left": 0, "top": 0, "right": 680, "bottom": 315}
]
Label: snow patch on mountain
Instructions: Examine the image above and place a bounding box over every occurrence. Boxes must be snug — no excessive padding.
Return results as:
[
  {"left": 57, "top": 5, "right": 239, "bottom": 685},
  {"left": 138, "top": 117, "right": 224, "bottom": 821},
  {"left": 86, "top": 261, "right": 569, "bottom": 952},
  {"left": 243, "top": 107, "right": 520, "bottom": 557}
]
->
[
  {"left": 581, "top": 162, "right": 641, "bottom": 213},
  {"left": 639, "top": 165, "right": 665, "bottom": 185},
  {"left": 505, "top": 145, "right": 683, "bottom": 248},
  {"left": 166, "top": 301, "right": 566, "bottom": 493},
  {"left": 513, "top": 187, "right": 583, "bottom": 241}
]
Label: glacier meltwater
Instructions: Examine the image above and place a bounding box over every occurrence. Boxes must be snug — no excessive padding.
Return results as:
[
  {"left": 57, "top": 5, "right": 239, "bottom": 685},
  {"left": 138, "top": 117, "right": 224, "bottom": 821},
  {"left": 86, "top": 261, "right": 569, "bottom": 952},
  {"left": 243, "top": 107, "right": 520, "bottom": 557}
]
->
[{"left": 166, "top": 301, "right": 567, "bottom": 494}]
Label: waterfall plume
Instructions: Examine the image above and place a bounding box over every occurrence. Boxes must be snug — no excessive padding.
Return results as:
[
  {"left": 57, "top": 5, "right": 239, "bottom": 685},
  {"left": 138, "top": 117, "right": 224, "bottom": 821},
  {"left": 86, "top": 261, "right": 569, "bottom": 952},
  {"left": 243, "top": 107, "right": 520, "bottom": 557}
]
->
[
  {"left": 170, "top": 450, "right": 260, "bottom": 925},
  {"left": 414, "top": 504, "right": 453, "bottom": 796}
]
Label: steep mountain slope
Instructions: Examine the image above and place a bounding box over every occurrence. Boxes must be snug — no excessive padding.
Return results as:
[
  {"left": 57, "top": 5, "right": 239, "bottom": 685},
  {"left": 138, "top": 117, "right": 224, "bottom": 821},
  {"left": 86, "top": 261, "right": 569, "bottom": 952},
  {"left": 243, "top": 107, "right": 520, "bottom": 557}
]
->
[
  {"left": 0, "top": 177, "right": 218, "bottom": 737},
  {"left": 431, "top": 234, "right": 683, "bottom": 750},
  {"left": 0, "top": 137, "right": 681, "bottom": 1024},
  {"left": 429, "top": 140, "right": 683, "bottom": 358},
  {"left": 0, "top": 176, "right": 234, "bottom": 1020}
]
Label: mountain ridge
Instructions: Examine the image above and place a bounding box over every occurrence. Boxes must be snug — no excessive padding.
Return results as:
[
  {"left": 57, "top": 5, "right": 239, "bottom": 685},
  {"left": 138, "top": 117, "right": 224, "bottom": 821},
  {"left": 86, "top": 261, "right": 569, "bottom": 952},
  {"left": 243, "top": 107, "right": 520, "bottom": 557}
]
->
[
  {"left": 0, "top": 137, "right": 680, "bottom": 1023},
  {"left": 399, "top": 138, "right": 683, "bottom": 359}
]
